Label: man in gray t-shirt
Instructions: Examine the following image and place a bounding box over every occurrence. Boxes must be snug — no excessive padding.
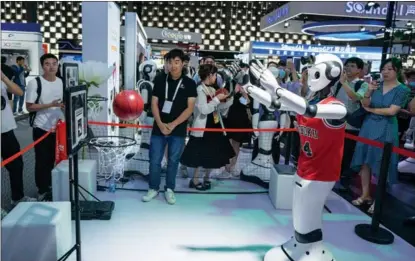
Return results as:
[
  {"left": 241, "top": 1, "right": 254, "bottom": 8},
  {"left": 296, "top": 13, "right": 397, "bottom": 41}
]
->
[{"left": 331, "top": 57, "right": 368, "bottom": 178}]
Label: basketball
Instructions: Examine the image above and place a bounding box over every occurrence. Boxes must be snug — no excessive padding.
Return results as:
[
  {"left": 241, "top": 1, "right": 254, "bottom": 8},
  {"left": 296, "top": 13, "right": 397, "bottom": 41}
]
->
[
  {"left": 215, "top": 88, "right": 229, "bottom": 103},
  {"left": 113, "top": 90, "right": 144, "bottom": 121}
]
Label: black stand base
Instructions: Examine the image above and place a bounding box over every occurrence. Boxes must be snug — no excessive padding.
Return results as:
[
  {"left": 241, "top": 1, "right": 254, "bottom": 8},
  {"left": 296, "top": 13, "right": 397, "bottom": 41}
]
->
[
  {"left": 71, "top": 201, "right": 115, "bottom": 220},
  {"left": 355, "top": 224, "right": 394, "bottom": 245}
]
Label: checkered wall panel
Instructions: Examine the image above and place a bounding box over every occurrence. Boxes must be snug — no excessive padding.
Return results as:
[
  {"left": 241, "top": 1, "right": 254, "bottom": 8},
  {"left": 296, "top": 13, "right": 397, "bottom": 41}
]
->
[{"left": 1, "top": 1, "right": 314, "bottom": 54}]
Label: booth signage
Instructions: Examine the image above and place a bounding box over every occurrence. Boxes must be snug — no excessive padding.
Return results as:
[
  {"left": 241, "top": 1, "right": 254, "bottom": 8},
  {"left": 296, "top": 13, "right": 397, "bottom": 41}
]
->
[
  {"left": 144, "top": 27, "right": 202, "bottom": 44},
  {"left": 266, "top": 6, "right": 290, "bottom": 25},
  {"left": 251, "top": 41, "right": 382, "bottom": 60},
  {"left": 345, "top": 1, "right": 415, "bottom": 17},
  {"left": 261, "top": 1, "right": 415, "bottom": 30}
]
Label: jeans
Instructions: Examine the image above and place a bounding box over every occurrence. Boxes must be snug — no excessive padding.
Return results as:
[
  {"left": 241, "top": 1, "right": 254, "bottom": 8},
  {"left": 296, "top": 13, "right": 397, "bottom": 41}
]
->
[
  {"left": 13, "top": 87, "right": 25, "bottom": 113},
  {"left": 149, "top": 135, "right": 185, "bottom": 191}
]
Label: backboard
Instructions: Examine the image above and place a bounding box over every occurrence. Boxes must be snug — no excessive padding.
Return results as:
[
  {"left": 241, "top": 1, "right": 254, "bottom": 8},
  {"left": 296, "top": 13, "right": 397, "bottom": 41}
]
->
[{"left": 64, "top": 85, "right": 88, "bottom": 155}]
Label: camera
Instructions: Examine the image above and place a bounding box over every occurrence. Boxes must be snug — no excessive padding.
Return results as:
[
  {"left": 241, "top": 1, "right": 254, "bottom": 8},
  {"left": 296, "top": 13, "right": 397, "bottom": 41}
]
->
[{"left": 300, "top": 55, "right": 315, "bottom": 65}]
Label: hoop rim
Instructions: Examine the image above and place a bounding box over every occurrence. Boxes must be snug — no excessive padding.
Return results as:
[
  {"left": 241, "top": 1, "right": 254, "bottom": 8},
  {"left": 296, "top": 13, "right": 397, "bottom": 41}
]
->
[
  {"left": 87, "top": 96, "right": 108, "bottom": 102},
  {"left": 88, "top": 135, "right": 137, "bottom": 148}
]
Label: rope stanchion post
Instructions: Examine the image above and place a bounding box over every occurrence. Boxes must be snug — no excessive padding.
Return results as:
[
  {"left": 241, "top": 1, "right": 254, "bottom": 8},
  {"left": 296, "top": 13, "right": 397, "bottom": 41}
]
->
[
  {"left": 354, "top": 142, "right": 395, "bottom": 245},
  {"left": 284, "top": 131, "right": 292, "bottom": 165}
]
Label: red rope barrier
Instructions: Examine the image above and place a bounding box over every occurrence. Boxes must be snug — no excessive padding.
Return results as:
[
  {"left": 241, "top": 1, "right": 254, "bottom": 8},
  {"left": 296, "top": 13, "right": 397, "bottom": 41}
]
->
[
  {"left": 1, "top": 129, "right": 53, "bottom": 167},
  {"left": 3, "top": 121, "right": 415, "bottom": 167}
]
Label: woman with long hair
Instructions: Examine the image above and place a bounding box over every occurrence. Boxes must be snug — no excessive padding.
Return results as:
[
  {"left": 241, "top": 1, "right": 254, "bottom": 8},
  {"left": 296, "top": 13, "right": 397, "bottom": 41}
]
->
[
  {"left": 180, "top": 64, "right": 235, "bottom": 190},
  {"left": 351, "top": 58, "right": 409, "bottom": 214}
]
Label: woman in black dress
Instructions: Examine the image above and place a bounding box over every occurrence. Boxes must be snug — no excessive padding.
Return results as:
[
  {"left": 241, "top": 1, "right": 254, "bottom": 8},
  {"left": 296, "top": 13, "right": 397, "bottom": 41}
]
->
[
  {"left": 180, "top": 64, "right": 235, "bottom": 190},
  {"left": 223, "top": 81, "right": 252, "bottom": 175}
]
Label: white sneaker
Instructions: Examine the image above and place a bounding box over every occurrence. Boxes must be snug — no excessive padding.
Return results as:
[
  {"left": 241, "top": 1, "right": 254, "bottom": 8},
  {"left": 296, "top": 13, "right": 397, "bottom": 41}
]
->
[
  {"left": 11, "top": 196, "right": 37, "bottom": 206},
  {"left": 142, "top": 189, "right": 158, "bottom": 202},
  {"left": 165, "top": 189, "right": 176, "bottom": 205}
]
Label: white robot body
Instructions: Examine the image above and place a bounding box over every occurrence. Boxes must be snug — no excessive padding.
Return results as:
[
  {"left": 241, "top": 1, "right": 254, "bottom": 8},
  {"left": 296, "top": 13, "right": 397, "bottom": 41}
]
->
[
  {"left": 265, "top": 175, "right": 335, "bottom": 261},
  {"left": 135, "top": 61, "right": 157, "bottom": 176},
  {"left": 399, "top": 117, "right": 415, "bottom": 174},
  {"left": 138, "top": 81, "right": 154, "bottom": 150},
  {"left": 243, "top": 54, "right": 345, "bottom": 261},
  {"left": 241, "top": 118, "right": 278, "bottom": 182}
]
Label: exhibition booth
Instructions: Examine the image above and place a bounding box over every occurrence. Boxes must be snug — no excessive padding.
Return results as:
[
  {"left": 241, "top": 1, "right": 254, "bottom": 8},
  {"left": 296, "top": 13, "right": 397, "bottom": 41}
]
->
[
  {"left": 144, "top": 27, "right": 202, "bottom": 69},
  {"left": 261, "top": 1, "right": 415, "bottom": 41},
  {"left": 122, "top": 12, "right": 148, "bottom": 90},
  {"left": 1, "top": 23, "right": 43, "bottom": 82},
  {"left": 1, "top": 22, "right": 44, "bottom": 114},
  {"left": 241, "top": 41, "right": 383, "bottom": 71}
]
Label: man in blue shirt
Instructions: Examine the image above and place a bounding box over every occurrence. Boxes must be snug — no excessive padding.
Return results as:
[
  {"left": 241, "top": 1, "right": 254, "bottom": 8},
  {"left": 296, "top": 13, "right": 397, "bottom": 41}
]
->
[{"left": 11, "top": 56, "right": 30, "bottom": 115}]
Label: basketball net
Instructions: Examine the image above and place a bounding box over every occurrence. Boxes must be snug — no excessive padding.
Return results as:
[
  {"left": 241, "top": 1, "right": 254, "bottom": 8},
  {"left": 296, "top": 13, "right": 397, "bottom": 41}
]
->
[
  {"left": 89, "top": 136, "right": 136, "bottom": 182},
  {"left": 87, "top": 95, "right": 107, "bottom": 120}
]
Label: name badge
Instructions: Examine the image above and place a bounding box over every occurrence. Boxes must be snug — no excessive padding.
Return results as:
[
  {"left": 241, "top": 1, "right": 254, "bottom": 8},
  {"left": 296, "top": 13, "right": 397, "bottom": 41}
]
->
[
  {"left": 162, "top": 101, "right": 173, "bottom": 114},
  {"left": 213, "top": 111, "right": 220, "bottom": 124},
  {"left": 239, "top": 97, "right": 247, "bottom": 105}
]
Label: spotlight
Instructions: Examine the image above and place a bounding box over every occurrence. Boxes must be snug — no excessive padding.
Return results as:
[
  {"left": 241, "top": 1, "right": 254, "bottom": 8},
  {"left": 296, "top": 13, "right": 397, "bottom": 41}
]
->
[
  {"left": 360, "top": 26, "right": 366, "bottom": 31},
  {"left": 284, "top": 21, "right": 290, "bottom": 28}
]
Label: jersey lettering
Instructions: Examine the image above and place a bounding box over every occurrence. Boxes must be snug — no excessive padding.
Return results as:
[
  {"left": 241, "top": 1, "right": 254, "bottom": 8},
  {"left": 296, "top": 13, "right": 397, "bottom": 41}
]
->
[
  {"left": 302, "top": 141, "right": 313, "bottom": 157},
  {"left": 297, "top": 125, "right": 319, "bottom": 139}
]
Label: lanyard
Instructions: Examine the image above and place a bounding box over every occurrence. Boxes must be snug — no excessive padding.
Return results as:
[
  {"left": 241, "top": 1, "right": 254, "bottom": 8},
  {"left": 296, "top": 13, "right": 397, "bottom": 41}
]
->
[
  {"left": 165, "top": 76, "right": 183, "bottom": 101},
  {"left": 201, "top": 83, "right": 227, "bottom": 135},
  {"left": 201, "top": 83, "right": 215, "bottom": 100}
]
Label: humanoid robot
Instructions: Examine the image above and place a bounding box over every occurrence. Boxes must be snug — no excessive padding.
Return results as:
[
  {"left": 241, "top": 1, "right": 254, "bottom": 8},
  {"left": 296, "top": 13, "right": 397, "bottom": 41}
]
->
[
  {"left": 134, "top": 60, "right": 157, "bottom": 176},
  {"left": 239, "top": 67, "right": 291, "bottom": 188},
  {"left": 398, "top": 117, "right": 415, "bottom": 174},
  {"left": 137, "top": 60, "right": 157, "bottom": 149},
  {"left": 242, "top": 54, "right": 346, "bottom": 261}
]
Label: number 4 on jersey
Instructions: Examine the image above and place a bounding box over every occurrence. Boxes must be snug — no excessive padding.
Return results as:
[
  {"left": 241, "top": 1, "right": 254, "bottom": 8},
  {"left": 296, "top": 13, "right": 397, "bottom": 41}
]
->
[{"left": 302, "top": 141, "right": 313, "bottom": 157}]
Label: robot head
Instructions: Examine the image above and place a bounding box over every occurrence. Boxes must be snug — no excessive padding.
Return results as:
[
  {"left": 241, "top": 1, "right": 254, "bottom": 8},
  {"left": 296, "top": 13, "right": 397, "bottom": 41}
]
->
[
  {"left": 307, "top": 54, "right": 343, "bottom": 92},
  {"left": 139, "top": 60, "right": 157, "bottom": 81}
]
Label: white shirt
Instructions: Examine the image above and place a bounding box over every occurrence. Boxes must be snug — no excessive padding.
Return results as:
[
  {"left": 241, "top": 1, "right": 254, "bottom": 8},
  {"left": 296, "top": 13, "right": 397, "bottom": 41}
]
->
[
  {"left": 1, "top": 82, "right": 17, "bottom": 133},
  {"left": 26, "top": 76, "right": 64, "bottom": 131}
]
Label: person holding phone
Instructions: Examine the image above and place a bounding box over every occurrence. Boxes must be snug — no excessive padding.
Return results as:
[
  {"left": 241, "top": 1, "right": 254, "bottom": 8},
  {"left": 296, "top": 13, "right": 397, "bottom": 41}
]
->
[
  {"left": 180, "top": 64, "right": 235, "bottom": 190},
  {"left": 351, "top": 58, "right": 409, "bottom": 214},
  {"left": 222, "top": 63, "right": 253, "bottom": 175},
  {"left": 26, "top": 53, "right": 64, "bottom": 201}
]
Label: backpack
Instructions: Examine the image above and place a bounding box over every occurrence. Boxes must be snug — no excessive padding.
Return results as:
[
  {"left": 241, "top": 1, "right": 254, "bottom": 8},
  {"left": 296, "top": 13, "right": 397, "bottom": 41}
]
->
[
  {"left": 334, "top": 80, "right": 366, "bottom": 129},
  {"left": 29, "top": 77, "right": 42, "bottom": 127}
]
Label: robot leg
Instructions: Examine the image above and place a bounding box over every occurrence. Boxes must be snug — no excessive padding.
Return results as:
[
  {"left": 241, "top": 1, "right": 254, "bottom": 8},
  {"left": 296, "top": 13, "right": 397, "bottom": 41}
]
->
[
  {"left": 404, "top": 117, "right": 415, "bottom": 150},
  {"left": 134, "top": 116, "right": 154, "bottom": 176},
  {"left": 240, "top": 119, "right": 278, "bottom": 188},
  {"left": 264, "top": 174, "right": 336, "bottom": 261},
  {"left": 398, "top": 157, "right": 415, "bottom": 174}
]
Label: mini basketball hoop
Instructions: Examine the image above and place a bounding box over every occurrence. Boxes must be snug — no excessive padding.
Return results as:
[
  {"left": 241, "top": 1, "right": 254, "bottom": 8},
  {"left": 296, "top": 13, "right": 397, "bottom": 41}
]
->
[
  {"left": 88, "top": 136, "right": 136, "bottom": 192},
  {"left": 87, "top": 95, "right": 108, "bottom": 119}
]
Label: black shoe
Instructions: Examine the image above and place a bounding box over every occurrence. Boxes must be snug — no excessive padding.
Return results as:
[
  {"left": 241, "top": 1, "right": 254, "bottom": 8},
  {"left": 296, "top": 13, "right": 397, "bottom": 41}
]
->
[
  {"left": 203, "top": 180, "right": 211, "bottom": 190},
  {"left": 189, "top": 180, "right": 206, "bottom": 191}
]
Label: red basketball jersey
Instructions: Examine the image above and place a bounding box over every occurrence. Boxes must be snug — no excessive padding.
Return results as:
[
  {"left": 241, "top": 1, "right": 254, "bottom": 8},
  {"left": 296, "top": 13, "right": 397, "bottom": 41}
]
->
[{"left": 296, "top": 97, "right": 346, "bottom": 182}]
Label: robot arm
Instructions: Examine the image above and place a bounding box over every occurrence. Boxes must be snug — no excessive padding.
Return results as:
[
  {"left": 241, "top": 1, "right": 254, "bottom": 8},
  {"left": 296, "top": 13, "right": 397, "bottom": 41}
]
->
[{"left": 250, "top": 60, "right": 347, "bottom": 120}]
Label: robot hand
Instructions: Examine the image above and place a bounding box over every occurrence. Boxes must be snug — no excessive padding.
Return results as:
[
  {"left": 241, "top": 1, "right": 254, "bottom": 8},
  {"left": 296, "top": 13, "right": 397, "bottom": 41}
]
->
[{"left": 249, "top": 60, "right": 282, "bottom": 94}]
